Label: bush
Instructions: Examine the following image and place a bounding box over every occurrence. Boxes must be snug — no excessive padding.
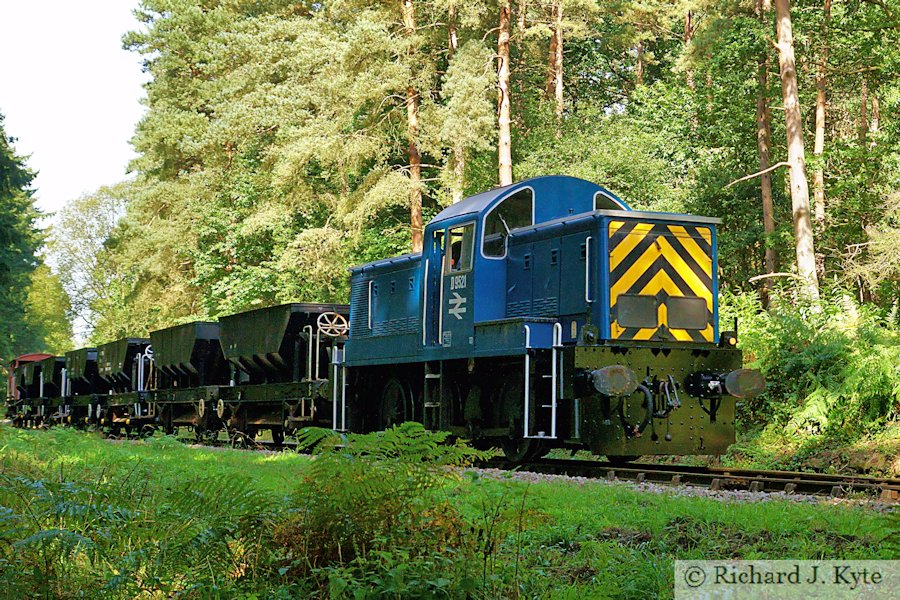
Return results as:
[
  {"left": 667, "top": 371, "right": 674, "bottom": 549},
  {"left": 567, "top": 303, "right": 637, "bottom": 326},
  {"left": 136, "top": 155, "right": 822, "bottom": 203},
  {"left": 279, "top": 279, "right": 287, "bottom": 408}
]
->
[
  {"left": 720, "top": 287, "right": 900, "bottom": 435},
  {"left": 278, "top": 423, "right": 515, "bottom": 597},
  {"left": 0, "top": 464, "right": 279, "bottom": 597}
]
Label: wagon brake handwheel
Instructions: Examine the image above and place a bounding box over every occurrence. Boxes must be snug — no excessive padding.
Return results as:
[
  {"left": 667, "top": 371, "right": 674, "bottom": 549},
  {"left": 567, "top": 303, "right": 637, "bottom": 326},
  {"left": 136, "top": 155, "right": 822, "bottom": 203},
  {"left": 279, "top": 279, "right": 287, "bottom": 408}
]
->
[{"left": 317, "top": 312, "right": 349, "bottom": 337}]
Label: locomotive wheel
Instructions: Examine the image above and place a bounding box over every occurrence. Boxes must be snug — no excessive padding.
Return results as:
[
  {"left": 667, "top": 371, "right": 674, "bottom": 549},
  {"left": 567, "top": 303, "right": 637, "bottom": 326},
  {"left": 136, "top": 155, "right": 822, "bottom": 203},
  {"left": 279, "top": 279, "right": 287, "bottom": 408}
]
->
[
  {"left": 380, "top": 378, "right": 412, "bottom": 428},
  {"left": 501, "top": 437, "right": 540, "bottom": 464},
  {"left": 606, "top": 455, "right": 641, "bottom": 465},
  {"left": 496, "top": 376, "right": 543, "bottom": 463}
]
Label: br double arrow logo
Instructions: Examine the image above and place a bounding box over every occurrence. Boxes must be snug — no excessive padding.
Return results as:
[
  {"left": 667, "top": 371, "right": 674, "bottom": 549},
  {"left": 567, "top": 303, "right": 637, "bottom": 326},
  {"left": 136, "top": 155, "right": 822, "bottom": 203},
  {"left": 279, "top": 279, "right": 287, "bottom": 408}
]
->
[{"left": 448, "top": 292, "right": 467, "bottom": 320}]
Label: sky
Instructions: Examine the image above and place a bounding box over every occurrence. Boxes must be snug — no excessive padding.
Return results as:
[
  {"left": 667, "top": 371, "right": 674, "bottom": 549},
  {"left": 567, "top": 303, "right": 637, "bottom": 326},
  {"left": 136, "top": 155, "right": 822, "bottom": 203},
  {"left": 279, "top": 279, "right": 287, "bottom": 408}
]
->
[{"left": 0, "top": 0, "right": 148, "bottom": 217}]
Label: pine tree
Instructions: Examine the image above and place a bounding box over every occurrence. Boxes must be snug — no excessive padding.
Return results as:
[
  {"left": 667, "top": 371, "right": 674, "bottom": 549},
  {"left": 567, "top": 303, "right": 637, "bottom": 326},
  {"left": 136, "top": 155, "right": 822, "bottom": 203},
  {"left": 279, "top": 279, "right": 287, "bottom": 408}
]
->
[{"left": 0, "top": 113, "right": 42, "bottom": 360}]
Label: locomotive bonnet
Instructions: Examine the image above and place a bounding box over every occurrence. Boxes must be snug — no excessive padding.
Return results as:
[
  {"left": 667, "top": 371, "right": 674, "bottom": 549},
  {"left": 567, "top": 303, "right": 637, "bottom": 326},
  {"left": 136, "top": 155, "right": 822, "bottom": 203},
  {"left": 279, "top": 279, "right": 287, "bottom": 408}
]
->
[{"left": 7, "top": 175, "right": 763, "bottom": 462}]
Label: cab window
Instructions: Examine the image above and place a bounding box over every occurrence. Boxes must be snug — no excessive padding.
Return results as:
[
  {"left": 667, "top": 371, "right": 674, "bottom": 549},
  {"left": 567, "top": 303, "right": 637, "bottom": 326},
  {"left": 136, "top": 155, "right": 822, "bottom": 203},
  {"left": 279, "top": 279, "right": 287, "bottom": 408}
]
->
[
  {"left": 594, "top": 190, "right": 624, "bottom": 210},
  {"left": 445, "top": 223, "right": 474, "bottom": 272},
  {"left": 483, "top": 188, "right": 533, "bottom": 258}
]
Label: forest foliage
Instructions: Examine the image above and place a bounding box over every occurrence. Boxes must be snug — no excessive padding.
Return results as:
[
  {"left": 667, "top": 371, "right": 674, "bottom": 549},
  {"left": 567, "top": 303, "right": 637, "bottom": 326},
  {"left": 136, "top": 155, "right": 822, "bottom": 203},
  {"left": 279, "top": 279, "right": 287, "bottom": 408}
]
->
[
  {"left": 0, "top": 113, "right": 72, "bottom": 366},
  {"left": 44, "top": 0, "right": 900, "bottom": 343}
]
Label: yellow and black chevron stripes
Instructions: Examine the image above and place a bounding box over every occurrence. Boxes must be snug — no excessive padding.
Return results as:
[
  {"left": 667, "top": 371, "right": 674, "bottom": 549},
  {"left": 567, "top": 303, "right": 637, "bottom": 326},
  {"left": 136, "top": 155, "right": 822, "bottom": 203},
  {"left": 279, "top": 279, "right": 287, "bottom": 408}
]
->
[{"left": 608, "top": 220, "right": 714, "bottom": 343}]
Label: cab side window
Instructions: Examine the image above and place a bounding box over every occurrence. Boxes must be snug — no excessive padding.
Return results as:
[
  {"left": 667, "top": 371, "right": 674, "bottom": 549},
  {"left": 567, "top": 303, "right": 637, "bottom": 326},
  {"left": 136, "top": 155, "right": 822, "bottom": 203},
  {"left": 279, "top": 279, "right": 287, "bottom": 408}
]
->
[
  {"left": 594, "top": 190, "right": 624, "bottom": 210},
  {"left": 445, "top": 223, "right": 475, "bottom": 272},
  {"left": 483, "top": 188, "right": 533, "bottom": 258}
]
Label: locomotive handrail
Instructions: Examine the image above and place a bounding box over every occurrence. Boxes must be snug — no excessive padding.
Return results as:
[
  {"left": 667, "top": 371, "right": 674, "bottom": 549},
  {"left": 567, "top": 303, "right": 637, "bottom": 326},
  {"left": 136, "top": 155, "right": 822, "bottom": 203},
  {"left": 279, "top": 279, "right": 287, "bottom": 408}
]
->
[
  {"left": 341, "top": 362, "right": 347, "bottom": 431},
  {"left": 316, "top": 327, "right": 322, "bottom": 378},
  {"left": 438, "top": 253, "right": 445, "bottom": 344},
  {"left": 332, "top": 348, "right": 339, "bottom": 430},
  {"left": 303, "top": 325, "right": 314, "bottom": 380},
  {"left": 422, "top": 259, "right": 428, "bottom": 346},
  {"left": 523, "top": 325, "right": 531, "bottom": 439},
  {"left": 550, "top": 322, "right": 562, "bottom": 440},
  {"left": 585, "top": 235, "right": 593, "bottom": 303},
  {"left": 367, "top": 280, "right": 373, "bottom": 330}
]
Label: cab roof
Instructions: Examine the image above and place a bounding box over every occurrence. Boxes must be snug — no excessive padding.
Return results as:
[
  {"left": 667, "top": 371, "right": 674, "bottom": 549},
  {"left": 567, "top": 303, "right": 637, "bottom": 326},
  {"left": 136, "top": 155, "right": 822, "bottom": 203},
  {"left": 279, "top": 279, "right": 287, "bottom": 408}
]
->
[
  {"left": 429, "top": 175, "right": 629, "bottom": 226},
  {"left": 351, "top": 175, "right": 631, "bottom": 274}
]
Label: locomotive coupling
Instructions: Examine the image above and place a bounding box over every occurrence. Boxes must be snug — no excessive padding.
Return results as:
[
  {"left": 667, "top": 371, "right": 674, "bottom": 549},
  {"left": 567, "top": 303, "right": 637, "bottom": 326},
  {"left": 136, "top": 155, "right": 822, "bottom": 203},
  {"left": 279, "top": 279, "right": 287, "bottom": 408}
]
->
[{"left": 684, "top": 369, "right": 765, "bottom": 399}]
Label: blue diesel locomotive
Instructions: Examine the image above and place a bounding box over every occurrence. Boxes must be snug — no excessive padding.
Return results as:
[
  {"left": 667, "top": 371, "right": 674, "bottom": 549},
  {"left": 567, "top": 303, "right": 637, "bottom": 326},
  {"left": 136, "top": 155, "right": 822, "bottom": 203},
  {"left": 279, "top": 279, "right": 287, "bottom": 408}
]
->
[
  {"left": 7, "top": 175, "right": 763, "bottom": 461},
  {"left": 339, "top": 175, "right": 763, "bottom": 460}
]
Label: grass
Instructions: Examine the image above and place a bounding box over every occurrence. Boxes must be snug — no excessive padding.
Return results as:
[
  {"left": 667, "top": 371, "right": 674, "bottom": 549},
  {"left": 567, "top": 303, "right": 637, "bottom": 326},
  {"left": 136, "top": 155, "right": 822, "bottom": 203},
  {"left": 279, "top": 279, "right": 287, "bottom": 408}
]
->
[
  {"left": 0, "top": 425, "right": 896, "bottom": 598},
  {"left": 472, "top": 475, "right": 897, "bottom": 597}
]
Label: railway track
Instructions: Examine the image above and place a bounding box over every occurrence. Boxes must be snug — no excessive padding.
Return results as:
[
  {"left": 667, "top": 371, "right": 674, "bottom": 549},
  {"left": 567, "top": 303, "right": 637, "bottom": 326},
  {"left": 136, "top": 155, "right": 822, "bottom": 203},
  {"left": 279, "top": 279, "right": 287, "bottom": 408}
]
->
[
  {"left": 484, "top": 457, "right": 900, "bottom": 502},
  {"left": 80, "top": 428, "right": 900, "bottom": 502}
]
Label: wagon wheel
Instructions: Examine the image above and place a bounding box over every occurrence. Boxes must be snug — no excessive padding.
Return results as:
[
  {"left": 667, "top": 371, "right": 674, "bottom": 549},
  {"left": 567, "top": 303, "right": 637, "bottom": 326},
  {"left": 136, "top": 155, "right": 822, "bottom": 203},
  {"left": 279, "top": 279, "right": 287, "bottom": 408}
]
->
[
  {"left": 229, "top": 429, "right": 250, "bottom": 448},
  {"left": 317, "top": 312, "right": 349, "bottom": 337},
  {"left": 380, "top": 378, "right": 412, "bottom": 429},
  {"left": 270, "top": 427, "right": 285, "bottom": 448},
  {"left": 194, "top": 424, "right": 218, "bottom": 444},
  {"left": 140, "top": 424, "right": 157, "bottom": 439}
]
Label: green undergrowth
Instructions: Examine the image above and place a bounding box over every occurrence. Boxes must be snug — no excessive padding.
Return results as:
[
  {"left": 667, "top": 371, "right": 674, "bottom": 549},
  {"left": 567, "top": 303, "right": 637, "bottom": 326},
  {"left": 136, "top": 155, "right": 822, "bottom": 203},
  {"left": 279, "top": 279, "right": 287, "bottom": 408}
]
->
[
  {"left": 714, "top": 289, "right": 900, "bottom": 476},
  {"left": 0, "top": 424, "right": 895, "bottom": 598},
  {"left": 718, "top": 422, "right": 899, "bottom": 475}
]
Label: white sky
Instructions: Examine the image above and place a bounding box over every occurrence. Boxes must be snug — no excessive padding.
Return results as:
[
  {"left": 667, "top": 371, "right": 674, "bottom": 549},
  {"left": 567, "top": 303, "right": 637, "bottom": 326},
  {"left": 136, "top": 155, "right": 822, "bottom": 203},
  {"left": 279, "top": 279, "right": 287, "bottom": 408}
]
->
[{"left": 0, "top": 1, "right": 147, "bottom": 218}]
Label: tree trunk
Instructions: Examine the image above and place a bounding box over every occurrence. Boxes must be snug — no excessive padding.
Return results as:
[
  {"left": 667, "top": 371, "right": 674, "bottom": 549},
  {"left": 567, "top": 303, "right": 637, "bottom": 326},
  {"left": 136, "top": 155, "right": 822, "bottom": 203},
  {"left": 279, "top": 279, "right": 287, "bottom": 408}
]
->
[
  {"left": 871, "top": 93, "right": 879, "bottom": 143},
  {"left": 859, "top": 78, "right": 868, "bottom": 144},
  {"left": 813, "top": 0, "right": 830, "bottom": 227},
  {"left": 871, "top": 95, "right": 879, "bottom": 132},
  {"left": 685, "top": 10, "right": 698, "bottom": 130},
  {"left": 448, "top": 2, "right": 464, "bottom": 204},
  {"left": 402, "top": 0, "right": 423, "bottom": 252},
  {"left": 546, "top": 0, "right": 563, "bottom": 129},
  {"left": 448, "top": 1, "right": 458, "bottom": 57},
  {"left": 775, "top": 0, "right": 819, "bottom": 299},
  {"left": 684, "top": 11, "right": 695, "bottom": 90},
  {"left": 498, "top": 0, "right": 513, "bottom": 186},
  {"left": 518, "top": 0, "right": 526, "bottom": 35},
  {"left": 635, "top": 39, "right": 644, "bottom": 86},
  {"left": 755, "top": 0, "right": 777, "bottom": 304},
  {"left": 546, "top": 5, "right": 558, "bottom": 96}
]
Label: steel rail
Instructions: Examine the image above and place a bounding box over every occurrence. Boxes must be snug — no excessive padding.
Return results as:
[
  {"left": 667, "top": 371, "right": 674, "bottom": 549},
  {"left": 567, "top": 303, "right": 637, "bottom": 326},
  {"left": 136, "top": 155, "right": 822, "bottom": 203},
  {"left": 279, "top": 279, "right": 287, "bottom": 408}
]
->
[
  {"left": 483, "top": 457, "right": 900, "bottom": 502},
  {"left": 50, "top": 427, "right": 900, "bottom": 502}
]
